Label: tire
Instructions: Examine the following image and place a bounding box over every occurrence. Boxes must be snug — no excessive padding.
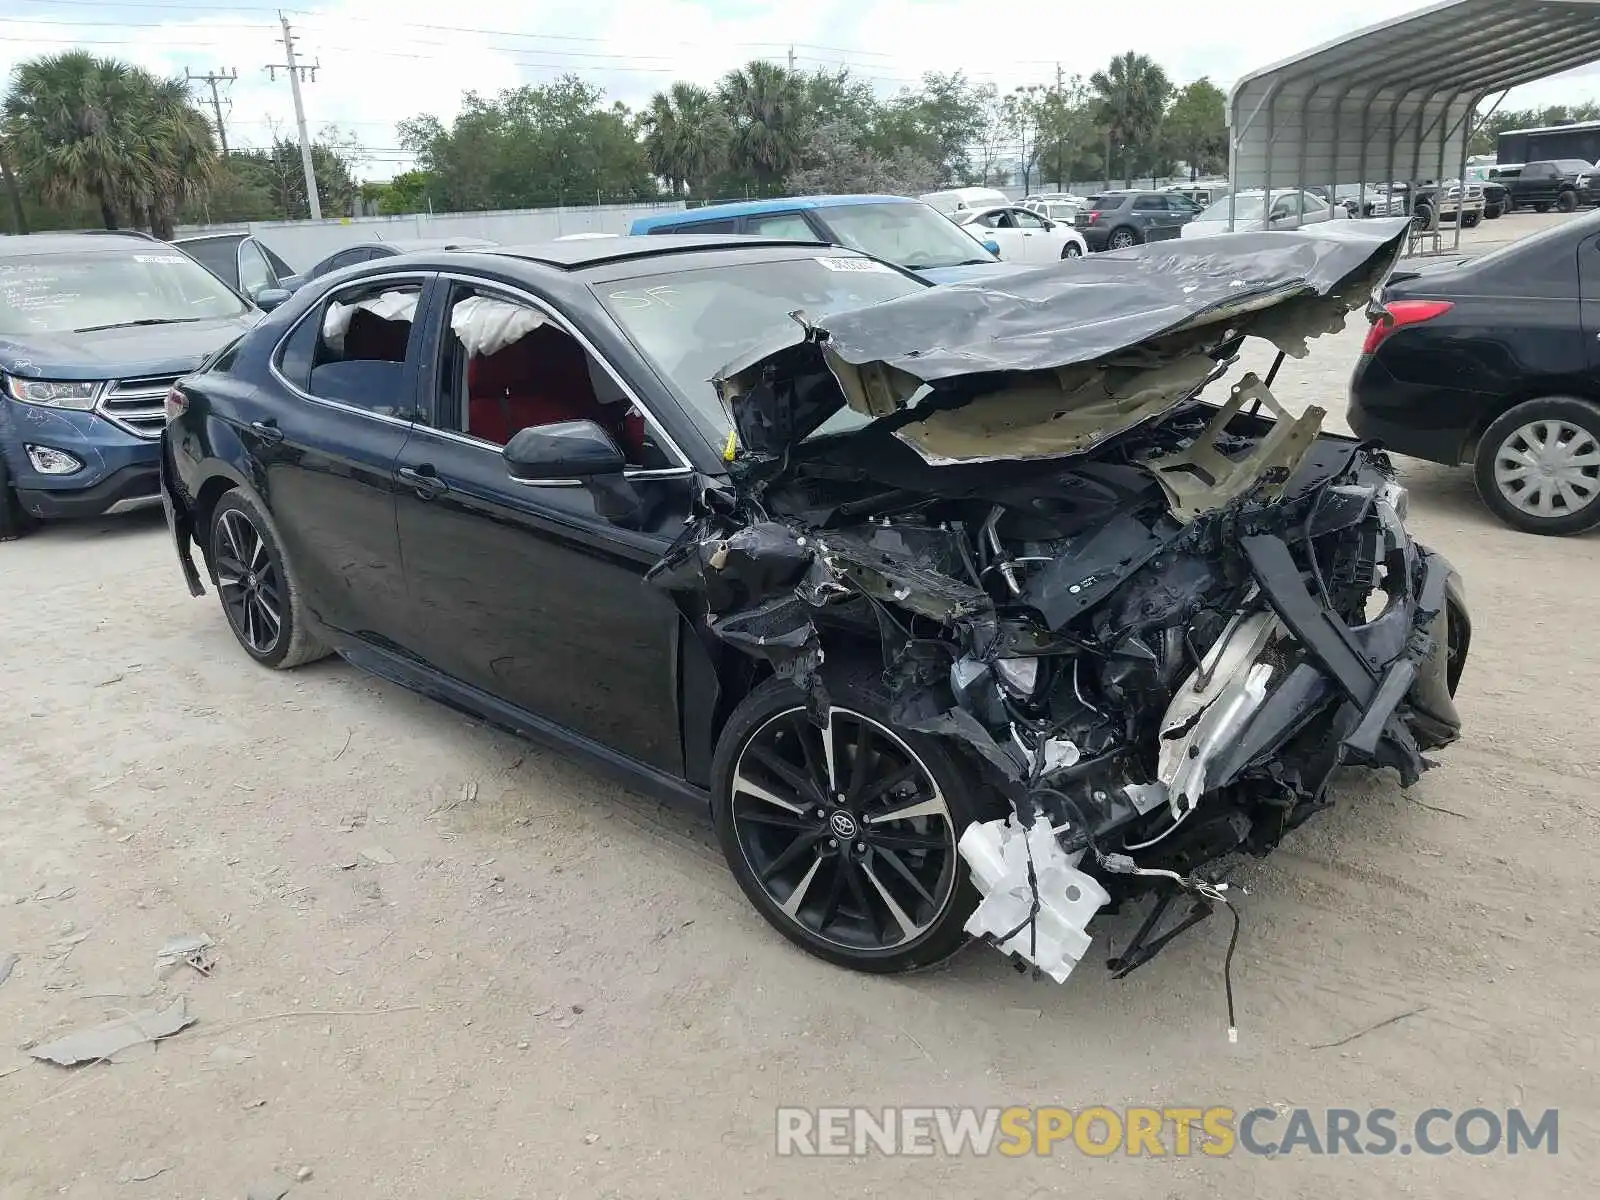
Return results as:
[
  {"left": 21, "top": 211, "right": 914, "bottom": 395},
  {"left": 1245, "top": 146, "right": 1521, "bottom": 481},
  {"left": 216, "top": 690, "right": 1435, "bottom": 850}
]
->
[
  {"left": 1485, "top": 203, "right": 1503, "bottom": 220},
  {"left": 1473, "top": 396, "right": 1600, "bottom": 536},
  {"left": 1412, "top": 205, "right": 1433, "bottom": 230},
  {"left": 711, "top": 671, "right": 1001, "bottom": 975},
  {"left": 1060, "top": 242, "right": 1083, "bottom": 259},
  {"left": 0, "top": 454, "right": 37, "bottom": 542},
  {"left": 1535, "top": 202, "right": 1552, "bottom": 213},
  {"left": 1107, "top": 226, "right": 1139, "bottom": 250},
  {"left": 1557, "top": 190, "right": 1578, "bottom": 213},
  {"left": 206, "top": 489, "right": 332, "bottom": 668},
  {"left": 1462, "top": 213, "right": 1481, "bottom": 228}
]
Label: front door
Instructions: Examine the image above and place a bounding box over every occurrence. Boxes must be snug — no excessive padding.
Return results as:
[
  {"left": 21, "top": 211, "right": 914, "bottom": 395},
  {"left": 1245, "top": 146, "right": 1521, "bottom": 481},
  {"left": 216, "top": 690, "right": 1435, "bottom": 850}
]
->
[
  {"left": 1008, "top": 207, "right": 1054, "bottom": 261},
  {"left": 240, "top": 271, "right": 435, "bottom": 647},
  {"left": 392, "top": 278, "right": 695, "bottom": 775}
]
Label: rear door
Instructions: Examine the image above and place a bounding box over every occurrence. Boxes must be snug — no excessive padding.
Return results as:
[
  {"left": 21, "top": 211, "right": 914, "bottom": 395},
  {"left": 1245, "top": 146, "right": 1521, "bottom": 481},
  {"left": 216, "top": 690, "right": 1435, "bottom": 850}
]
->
[
  {"left": 246, "top": 270, "right": 435, "bottom": 645},
  {"left": 1578, "top": 232, "right": 1600, "bottom": 374}
]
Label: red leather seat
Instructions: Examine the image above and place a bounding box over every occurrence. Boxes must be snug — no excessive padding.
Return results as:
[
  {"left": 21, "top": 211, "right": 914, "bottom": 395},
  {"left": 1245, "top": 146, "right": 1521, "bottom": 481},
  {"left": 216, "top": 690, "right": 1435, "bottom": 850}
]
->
[{"left": 466, "top": 327, "right": 634, "bottom": 451}]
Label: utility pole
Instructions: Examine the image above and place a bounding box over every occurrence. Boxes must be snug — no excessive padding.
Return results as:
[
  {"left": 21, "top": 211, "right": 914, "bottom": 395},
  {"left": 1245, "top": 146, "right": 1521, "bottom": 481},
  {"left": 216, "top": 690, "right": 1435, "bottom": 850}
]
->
[
  {"left": 264, "top": 12, "right": 322, "bottom": 220},
  {"left": 787, "top": 45, "right": 795, "bottom": 71},
  {"left": 185, "top": 67, "right": 237, "bottom": 155}
]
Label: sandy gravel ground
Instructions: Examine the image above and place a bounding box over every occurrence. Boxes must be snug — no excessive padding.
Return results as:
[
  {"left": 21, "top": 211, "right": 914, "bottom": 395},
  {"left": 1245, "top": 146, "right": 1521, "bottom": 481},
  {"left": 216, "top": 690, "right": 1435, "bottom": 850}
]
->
[{"left": 1, "top": 212, "right": 1596, "bottom": 1199}]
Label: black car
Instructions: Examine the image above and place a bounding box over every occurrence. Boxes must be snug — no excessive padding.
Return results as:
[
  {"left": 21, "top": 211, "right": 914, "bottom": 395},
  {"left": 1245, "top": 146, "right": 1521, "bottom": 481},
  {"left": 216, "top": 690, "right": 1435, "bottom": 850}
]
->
[
  {"left": 1349, "top": 210, "right": 1600, "bottom": 535},
  {"left": 171, "top": 232, "right": 302, "bottom": 309},
  {"left": 1495, "top": 160, "right": 1600, "bottom": 212},
  {"left": 162, "top": 229, "right": 1468, "bottom": 983},
  {"left": 307, "top": 237, "right": 498, "bottom": 279},
  {"left": 1073, "top": 191, "right": 1194, "bottom": 250}
]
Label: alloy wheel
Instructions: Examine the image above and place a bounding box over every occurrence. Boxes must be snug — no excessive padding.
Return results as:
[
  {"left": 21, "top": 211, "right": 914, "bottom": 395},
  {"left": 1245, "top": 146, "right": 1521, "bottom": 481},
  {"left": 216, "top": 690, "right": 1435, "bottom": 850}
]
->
[
  {"left": 1062, "top": 243, "right": 1083, "bottom": 258},
  {"left": 213, "top": 508, "right": 284, "bottom": 655},
  {"left": 1109, "top": 229, "right": 1136, "bottom": 249},
  {"left": 1492, "top": 419, "right": 1600, "bottom": 520},
  {"left": 729, "top": 706, "right": 957, "bottom": 952}
]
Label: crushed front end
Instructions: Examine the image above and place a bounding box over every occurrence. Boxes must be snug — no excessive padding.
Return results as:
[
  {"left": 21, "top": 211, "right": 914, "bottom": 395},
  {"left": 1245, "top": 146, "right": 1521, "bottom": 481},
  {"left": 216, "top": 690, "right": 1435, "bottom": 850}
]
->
[{"left": 649, "top": 219, "right": 1470, "bottom": 988}]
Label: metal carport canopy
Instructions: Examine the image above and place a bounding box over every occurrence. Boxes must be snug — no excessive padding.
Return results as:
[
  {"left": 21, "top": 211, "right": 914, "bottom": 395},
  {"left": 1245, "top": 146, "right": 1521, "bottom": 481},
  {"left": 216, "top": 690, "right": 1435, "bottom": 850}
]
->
[{"left": 1227, "top": 0, "right": 1600, "bottom": 201}]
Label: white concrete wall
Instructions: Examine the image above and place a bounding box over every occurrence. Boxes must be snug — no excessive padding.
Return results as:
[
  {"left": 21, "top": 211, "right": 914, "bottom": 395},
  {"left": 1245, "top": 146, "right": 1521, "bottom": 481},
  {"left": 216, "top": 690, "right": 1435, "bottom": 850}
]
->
[{"left": 173, "top": 200, "right": 688, "bottom": 272}]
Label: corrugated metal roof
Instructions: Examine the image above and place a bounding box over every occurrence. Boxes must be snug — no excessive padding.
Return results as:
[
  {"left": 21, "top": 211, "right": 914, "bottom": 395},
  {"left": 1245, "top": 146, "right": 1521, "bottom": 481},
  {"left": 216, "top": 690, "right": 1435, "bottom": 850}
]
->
[{"left": 1227, "top": 0, "right": 1600, "bottom": 191}]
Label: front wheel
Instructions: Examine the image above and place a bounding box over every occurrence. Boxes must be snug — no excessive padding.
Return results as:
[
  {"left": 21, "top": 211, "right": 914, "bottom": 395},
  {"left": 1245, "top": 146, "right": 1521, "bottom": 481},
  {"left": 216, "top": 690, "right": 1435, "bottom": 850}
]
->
[
  {"left": 711, "top": 673, "right": 997, "bottom": 974},
  {"left": 1107, "top": 226, "right": 1139, "bottom": 250},
  {"left": 1061, "top": 241, "right": 1083, "bottom": 258},
  {"left": 1557, "top": 190, "right": 1578, "bottom": 213},
  {"left": 207, "top": 490, "right": 332, "bottom": 668},
  {"left": 1462, "top": 213, "right": 1481, "bottom": 228},
  {"left": 1473, "top": 396, "right": 1600, "bottom": 535}
]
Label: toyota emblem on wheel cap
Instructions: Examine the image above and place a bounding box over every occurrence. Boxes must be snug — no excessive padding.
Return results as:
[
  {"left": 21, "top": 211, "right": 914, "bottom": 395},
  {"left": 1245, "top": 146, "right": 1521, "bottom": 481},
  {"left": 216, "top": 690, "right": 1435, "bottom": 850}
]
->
[{"left": 829, "top": 810, "right": 858, "bottom": 839}]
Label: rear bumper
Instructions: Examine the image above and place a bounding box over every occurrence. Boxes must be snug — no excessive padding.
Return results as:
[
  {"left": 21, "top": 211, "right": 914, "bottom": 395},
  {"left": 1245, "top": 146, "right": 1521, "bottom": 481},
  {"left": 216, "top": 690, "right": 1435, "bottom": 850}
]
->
[
  {"left": 1347, "top": 355, "right": 1483, "bottom": 466},
  {"left": 160, "top": 431, "right": 207, "bottom": 597}
]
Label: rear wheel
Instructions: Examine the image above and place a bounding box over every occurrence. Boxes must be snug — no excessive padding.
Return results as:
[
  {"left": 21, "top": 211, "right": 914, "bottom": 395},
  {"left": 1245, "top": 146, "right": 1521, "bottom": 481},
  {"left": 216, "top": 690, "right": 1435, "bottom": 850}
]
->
[
  {"left": 1474, "top": 396, "right": 1600, "bottom": 536},
  {"left": 1535, "top": 202, "right": 1552, "bottom": 213},
  {"left": 207, "top": 490, "right": 332, "bottom": 668},
  {"left": 1107, "top": 226, "right": 1139, "bottom": 250},
  {"left": 0, "top": 456, "right": 36, "bottom": 542},
  {"left": 711, "top": 673, "right": 997, "bottom": 974}
]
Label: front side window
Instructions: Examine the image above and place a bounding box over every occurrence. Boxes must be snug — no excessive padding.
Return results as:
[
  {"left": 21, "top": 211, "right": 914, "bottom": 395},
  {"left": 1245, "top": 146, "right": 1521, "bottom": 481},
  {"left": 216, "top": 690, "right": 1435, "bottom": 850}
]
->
[
  {"left": 276, "top": 278, "right": 423, "bottom": 418},
  {"left": 745, "top": 212, "right": 816, "bottom": 240},
  {"left": 237, "top": 240, "right": 275, "bottom": 298},
  {"left": 0, "top": 246, "right": 251, "bottom": 337},
  {"left": 1011, "top": 209, "right": 1049, "bottom": 229},
  {"left": 436, "top": 284, "right": 675, "bottom": 470}
]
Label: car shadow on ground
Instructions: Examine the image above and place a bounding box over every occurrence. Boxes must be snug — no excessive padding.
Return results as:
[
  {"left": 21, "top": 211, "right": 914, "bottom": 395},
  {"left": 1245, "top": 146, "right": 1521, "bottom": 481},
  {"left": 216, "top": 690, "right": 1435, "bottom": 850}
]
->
[
  {"left": 1396, "top": 457, "right": 1600, "bottom": 538},
  {"left": 15, "top": 507, "right": 168, "bottom": 545}
]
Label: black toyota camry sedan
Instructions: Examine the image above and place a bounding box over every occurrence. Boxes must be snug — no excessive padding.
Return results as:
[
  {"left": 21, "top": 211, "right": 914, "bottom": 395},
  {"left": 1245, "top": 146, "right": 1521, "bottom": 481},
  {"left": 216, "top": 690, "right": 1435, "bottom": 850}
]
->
[{"left": 161, "top": 228, "right": 1467, "bottom": 987}]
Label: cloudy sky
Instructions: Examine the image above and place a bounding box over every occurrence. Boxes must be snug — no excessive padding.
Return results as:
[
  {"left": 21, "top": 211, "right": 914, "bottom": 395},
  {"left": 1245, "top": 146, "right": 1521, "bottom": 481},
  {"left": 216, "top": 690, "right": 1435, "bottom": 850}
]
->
[{"left": 4, "top": 0, "right": 1599, "bottom": 177}]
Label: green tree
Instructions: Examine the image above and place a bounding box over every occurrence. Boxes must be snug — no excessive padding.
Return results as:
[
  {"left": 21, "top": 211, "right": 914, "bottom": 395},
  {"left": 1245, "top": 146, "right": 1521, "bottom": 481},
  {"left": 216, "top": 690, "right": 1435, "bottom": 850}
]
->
[
  {"left": 1026, "top": 73, "right": 1101, "bottom": 189},
  {"left": 639, "top": 82, "right": 729, "bottom": 198},
  {"left": 1090, "top": 51, "right": 1172, "bottom": 187},
  {"left": 1163, "top": 78, "right": 1227, "bottom": 181},
  {"left": 130, "top": 72, "right": 218, "bottom": 238},
  {"left": 876, "top": 71, "right": 986, "bottom": 183},
  {"left": 789, "top": 119, "right": 940, "bottom": 196},
  {"left": 399, "top": 77, "right": 654, "bottom": 210},
  {"left": 718, "top": 60, "right": 807, "bottom": 192}
]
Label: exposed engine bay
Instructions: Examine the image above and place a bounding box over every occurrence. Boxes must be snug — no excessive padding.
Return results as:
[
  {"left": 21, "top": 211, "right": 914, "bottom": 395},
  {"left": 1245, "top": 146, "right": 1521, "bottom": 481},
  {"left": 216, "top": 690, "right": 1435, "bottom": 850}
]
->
[{"left": 647, "top": 219, "right": 1470, "bottom": 998}]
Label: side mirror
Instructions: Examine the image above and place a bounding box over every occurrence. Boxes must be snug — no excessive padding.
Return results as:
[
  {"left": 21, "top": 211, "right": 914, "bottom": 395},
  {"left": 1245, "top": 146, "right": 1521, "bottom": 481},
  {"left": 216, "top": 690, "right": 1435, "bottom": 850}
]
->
[
  {"left": 982, "top": 239, "right": 1001, "bottom": 256},
  {"left": 254, "top": 288, "right": 292, "bottom": 312},
  {"left": 1039, "top": 219, "right": 1055, "bottom": 230},
  {"left": 503, "top": 419, "right": 625, "bottom": 482}
]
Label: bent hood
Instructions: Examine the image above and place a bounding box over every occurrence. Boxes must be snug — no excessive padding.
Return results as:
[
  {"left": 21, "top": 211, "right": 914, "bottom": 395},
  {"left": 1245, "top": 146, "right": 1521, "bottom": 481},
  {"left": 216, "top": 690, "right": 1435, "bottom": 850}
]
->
[
  {"left": 717, "top": 218, "right": 1410, "bottom": 465},
  {"left": 915, "top": 260, "right": 1032, "bottom": 285}
]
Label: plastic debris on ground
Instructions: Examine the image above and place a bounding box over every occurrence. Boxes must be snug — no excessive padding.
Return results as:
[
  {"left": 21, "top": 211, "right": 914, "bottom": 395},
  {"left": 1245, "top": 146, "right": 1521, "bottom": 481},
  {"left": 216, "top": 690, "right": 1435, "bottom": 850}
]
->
[{"left": 28, "top": 997, "right": 197, "bottom": 1066}]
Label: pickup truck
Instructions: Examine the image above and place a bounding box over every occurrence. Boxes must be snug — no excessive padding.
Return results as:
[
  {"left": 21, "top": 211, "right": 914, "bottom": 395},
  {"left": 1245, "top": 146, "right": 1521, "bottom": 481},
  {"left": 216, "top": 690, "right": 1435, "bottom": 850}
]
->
[{"left": 1491, "top": 159, "right": 1600, "bottom": 212}]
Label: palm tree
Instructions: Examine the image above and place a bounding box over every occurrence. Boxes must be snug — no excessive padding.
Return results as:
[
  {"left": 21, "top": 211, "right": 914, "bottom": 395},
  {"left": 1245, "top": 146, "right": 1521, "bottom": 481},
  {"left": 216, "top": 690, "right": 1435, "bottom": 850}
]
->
[
  {"left": 1090, "top": 52, "right": 1172, "bottom": 188},
  {"left": 718, "top": 61, "right": 807, "bottom": 192},
  {"left": 2, "top": 50, "right": 149, "bottom": 229},
  {"left": 641, "top": 83, "right": 729, "bottom": 200},
  {"left": 129, "top": 71, "right": 218, "bottom": 239}
]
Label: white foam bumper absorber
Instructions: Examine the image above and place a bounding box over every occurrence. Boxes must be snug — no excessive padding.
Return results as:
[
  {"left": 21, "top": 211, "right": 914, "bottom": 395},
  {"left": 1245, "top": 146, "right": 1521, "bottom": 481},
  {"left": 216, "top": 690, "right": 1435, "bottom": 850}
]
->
[{"left": 958, "top": 815, "right": 1111, "bottom": 983}]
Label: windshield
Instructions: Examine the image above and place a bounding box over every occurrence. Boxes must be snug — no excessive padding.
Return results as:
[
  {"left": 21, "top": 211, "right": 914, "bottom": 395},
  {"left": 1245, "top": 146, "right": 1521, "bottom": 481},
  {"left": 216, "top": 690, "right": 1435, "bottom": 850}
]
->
[
  {"left": 0, "top": 247, "right": 251, "bottom": 337},
  {"left": 816, "top": 202, "right": 997, "bottom": 271},
  {"left": 599, "top": 255, "right": 927, "bottom": 447},
  {"left": 1555, "top": 160, "right": 1594, "bottom": 173}
]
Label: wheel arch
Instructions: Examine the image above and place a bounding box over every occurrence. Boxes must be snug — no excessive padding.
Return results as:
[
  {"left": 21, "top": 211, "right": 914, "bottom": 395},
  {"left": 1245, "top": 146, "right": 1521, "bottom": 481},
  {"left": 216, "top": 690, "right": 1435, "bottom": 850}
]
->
[{"left": 1462, "top": 385, "right": 1600, "bottom": 462}]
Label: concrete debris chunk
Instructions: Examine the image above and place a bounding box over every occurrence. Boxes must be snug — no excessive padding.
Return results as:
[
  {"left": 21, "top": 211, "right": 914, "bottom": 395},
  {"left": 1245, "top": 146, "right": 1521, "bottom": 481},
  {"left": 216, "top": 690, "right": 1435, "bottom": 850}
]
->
[
  {"left": 28, "top": 997, "right": 196, "bottom": 1066},
  {"left": 0, "top": 953, "right": 16, "bottom": 988},
  {"left": 245, "top": 1175, "right": 293, "bottom": 1200}
]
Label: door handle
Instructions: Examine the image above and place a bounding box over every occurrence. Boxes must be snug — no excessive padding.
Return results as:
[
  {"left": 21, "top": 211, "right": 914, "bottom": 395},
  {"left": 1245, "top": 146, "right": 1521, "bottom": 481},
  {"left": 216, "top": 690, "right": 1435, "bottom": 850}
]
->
[
  {"left": 397, "top": 464, "right": 449, "bottom": 499},
  {"left": 249, "top": 419, "right": 284, "bottom": 445}
]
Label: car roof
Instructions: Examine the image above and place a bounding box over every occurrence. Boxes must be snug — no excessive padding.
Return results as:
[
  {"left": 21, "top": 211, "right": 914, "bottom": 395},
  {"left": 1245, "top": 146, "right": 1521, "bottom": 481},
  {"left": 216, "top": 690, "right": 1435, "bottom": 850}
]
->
[
  {"left": 0, "top": 230, "right": 165, "bottom": 257},
  {"left": 475, "top": 232, "right": 842, "bottom": 272},
  {"left": 630, "top": 195, "right": 917, "bottom": 232},
  {"left": 359, "top": 237, "right": 497, "bottom": 251},
  {"left": 171, "top": 232, "right": 247, "bottom": 245}
]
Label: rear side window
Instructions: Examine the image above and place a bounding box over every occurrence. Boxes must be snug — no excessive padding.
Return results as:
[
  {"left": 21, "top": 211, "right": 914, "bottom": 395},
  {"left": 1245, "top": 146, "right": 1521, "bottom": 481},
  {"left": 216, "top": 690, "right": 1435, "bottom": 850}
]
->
[
  {"left": 1133, "top": 194, "right": 1168, "bottom": 211},
  {"left": 1090, "top": 195, "right": 1125, "bottom": 211},
  {"left": 276, "top": 278, "right": 424, "bottom": 420}
]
